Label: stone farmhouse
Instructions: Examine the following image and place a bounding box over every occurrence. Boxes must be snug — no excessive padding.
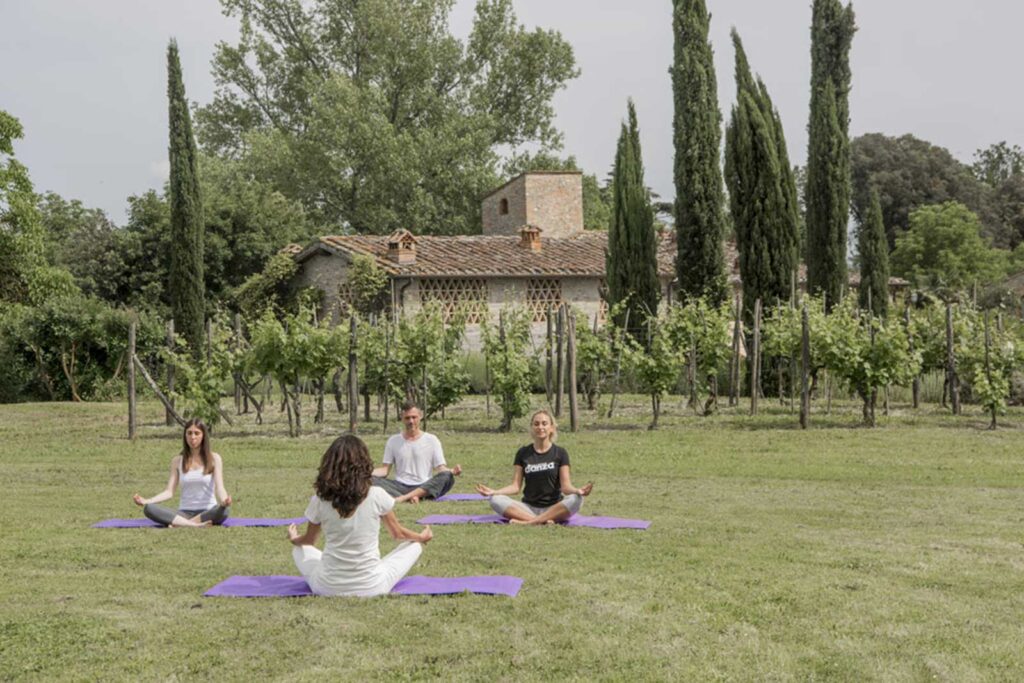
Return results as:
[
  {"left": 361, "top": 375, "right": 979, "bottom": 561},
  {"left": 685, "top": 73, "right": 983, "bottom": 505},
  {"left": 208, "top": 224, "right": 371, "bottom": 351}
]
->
[
  {"left": 289, "top": 171, "right": 906, "bottom": 338},
  {"left": 290, "top": 172, "right": 677, "bottom": 340}
]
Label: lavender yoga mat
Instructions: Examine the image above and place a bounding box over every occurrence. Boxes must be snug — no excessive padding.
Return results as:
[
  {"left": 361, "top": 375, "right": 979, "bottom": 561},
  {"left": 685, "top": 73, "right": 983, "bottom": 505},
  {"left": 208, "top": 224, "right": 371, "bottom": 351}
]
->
[
  {"left": 92, "top": 517, "right": 306, "bottom": 529},
  {"left": 416, "top": 513, "right": 651, "bottom": 530},
  {"left": 204, "top": 574, "right": 523, "bottom": 597},
  {"left": 432, "top": 493, "right": 487, "bottom": 502}
]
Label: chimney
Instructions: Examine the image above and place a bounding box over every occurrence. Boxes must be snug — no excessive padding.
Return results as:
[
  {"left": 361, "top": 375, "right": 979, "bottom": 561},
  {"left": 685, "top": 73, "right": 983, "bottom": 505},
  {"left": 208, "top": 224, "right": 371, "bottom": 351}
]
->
[
  {"left": 386, "top": 229, "right": 417, "bottom": 265},
  {"left": 518, "top": 225, "right": 542, "bottom": 252}
]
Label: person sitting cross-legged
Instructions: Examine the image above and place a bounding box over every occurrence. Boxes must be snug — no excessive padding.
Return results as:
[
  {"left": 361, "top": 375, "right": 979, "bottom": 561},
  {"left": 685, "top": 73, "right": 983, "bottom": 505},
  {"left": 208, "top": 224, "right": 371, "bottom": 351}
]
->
[
  {"left": 372, "top": 402, "right": 461, "bottom": 504},
  {"left": 476, "top": 409, "right": 592, "bottom": 525}
]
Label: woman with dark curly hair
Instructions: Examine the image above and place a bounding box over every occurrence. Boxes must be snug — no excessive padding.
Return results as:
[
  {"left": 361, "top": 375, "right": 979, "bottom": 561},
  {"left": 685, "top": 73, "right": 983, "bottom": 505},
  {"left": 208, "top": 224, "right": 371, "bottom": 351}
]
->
[{"left": 287, "top": 434, "right": 433, "bottom": 597}]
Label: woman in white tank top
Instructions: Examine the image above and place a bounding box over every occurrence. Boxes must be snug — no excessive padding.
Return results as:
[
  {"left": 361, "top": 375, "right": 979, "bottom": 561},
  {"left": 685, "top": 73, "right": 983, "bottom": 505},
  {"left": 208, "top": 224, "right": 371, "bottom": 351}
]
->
[{"left": 132, "top": 419, "right": 232, "bottom": 527}]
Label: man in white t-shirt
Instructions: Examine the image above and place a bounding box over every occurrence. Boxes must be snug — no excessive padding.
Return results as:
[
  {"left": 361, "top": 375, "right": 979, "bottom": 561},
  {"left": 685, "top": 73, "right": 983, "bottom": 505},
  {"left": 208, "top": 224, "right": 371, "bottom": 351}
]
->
[{"left": 372, "top": 402, "right": 462, "bottom": 503}]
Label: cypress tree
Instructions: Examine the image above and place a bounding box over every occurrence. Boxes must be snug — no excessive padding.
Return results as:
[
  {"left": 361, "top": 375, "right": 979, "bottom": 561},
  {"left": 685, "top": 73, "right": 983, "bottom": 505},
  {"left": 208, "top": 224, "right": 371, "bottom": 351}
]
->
[
  {"left": 858, "top": 188, "right": 889, "bottom": 317},
  {"left": 167, "top": 39, "right": 205, "bottom": 358},
  {"left": 724, "top": 30, "right": 799, "bottom": 322},
  {"left": 672, "top": 0, "right": 727, "bottom": 305},
  {"left": 606, "top": 99, "right": 660, "bottom": 335},
  {"left": 805, "top": 0, "right": 855, "bottom": 309}
]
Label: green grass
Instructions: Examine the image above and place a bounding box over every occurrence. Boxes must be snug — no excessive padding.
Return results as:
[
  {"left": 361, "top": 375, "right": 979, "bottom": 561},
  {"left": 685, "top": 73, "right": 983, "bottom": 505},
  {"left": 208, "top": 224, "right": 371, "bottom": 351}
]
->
[{"left": 2, "top": 396, "right": 1023, "bottom": 681}]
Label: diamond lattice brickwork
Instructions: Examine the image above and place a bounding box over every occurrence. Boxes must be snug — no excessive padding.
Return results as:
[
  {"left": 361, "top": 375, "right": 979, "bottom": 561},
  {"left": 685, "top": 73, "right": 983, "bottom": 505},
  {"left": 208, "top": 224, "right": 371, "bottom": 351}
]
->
[
  {"left": 527, "top": 278, "right": 563, "bottom": 322},
  {"left": 419, "top": 278, "right": 489, "bottom": 323}
]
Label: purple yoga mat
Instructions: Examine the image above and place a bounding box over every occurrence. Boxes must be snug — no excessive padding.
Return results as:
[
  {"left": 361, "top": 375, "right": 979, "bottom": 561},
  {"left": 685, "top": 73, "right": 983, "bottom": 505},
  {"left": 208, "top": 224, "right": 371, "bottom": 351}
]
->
[
  {"left": 204, "top": 574, "right": 522, "bottom": 597},
  {"left": 432, "top": 493, "right": 487, "bottom": 502},
  {"left": 416, "top": 513, "right": 651, "bottom": 530},
  {"left": 92, "top": 517, "right": 306, "bottom": 529}
]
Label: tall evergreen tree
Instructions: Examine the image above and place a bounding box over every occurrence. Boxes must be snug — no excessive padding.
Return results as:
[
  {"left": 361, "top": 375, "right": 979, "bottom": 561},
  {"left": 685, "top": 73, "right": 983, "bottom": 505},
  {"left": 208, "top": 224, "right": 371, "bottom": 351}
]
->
[
  {"left": 805, "top": 0, "right": 856, "bottom": 309},
  {"left": 724, "top": 30, "right": 799, "bottom": 321},
  {"left": 606, "top": 100, "right": 660, "bottom": 335},
  {"left": 858, "top": 188, "right": 889, "bottom": 317},
  {"left": 672, "top": 0, "right": 727, "bottom": 305},
  {"left": 167, "top": 40, "right": 205, "bottom": 357}
]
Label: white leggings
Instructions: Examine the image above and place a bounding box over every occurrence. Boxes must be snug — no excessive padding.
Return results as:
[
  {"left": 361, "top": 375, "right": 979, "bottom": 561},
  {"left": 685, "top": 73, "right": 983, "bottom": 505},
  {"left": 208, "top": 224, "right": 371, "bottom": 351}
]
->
[{"left": 292, "top": 542, "right": 423, "bottom": 597}]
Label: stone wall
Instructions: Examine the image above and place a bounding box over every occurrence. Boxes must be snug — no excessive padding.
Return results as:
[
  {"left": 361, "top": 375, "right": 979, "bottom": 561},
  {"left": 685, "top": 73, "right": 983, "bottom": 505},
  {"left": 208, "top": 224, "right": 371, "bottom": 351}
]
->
[
  {"left": 481, "top": 172, "right": 582, "bottom": 238},
  {"left": 292, "top": 250, "right": 350, "bottom": 323}
]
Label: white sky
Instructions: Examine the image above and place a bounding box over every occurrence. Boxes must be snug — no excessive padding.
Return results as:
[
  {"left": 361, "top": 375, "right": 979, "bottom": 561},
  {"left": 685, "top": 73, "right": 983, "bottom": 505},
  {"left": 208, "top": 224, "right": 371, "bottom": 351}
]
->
[{"left": 2, "top": 0, "right": 1023, "bottom": 225}]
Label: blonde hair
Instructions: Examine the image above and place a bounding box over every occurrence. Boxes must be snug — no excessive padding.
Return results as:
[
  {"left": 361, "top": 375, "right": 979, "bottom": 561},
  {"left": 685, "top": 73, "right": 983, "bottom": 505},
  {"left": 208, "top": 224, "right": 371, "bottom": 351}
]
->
[{"left": 530, "top": 409, "right": 558, "bottom": 442}]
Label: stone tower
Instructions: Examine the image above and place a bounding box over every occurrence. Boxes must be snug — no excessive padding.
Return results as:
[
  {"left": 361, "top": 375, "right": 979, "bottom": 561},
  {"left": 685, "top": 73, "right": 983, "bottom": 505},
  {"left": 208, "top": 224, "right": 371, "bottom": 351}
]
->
[{"left": 480, "top": 171, "right": 583, "bottom": 238}]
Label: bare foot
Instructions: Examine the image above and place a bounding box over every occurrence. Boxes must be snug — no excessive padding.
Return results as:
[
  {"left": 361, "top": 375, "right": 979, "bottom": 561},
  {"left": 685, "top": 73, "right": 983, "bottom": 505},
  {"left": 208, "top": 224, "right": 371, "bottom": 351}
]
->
[{"left": 508, "top": 518, "right": 533, "bottom": 525}]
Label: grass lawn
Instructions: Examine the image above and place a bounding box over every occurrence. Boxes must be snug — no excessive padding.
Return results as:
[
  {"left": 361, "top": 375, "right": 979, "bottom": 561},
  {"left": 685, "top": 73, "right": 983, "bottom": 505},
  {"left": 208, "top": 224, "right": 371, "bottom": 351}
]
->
[{"left": 1, "top": 396, "right": 1023, "bottom": 681}]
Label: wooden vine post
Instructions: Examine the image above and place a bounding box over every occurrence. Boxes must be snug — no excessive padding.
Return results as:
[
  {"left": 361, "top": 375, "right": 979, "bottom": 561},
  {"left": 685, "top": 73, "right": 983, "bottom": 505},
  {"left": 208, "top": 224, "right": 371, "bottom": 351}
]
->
[
  {"left": 566, "top": 310, "right": 579, "bottom": 432},
  {"left": 945, "top": 301, "right": 960, "bottom": 415},
  {"left": 348, "top": 315, "right": 358, "bottom": 432},
  {"left": 165, "top": 319, "right": 176, "bottom": 426},
  {"left": 799, "top": 306, "right": 810, "bottom": 429},
  {"left": 729, "top": 294, "right": 741, "bottom": 406},
  {"left": 984, "top": 312, "right": 996, "bottom": 429},
  {"left": 750, "top": 298, "right": 762, "bottom": 416},
  {"left": 545, "top": 304, "right": 554, "bottom": 405},
  {"left": 233, "top": 314, "right": 243, "bottom": 414},
  {"left": 128, "top": 321, "right": 137, "bottom": 440},
  {"left": 904, "top": 304, "right": 919, "bottom": 409},
  {"left": 554, "top": 305, "right": 565, "bottom": 417}
]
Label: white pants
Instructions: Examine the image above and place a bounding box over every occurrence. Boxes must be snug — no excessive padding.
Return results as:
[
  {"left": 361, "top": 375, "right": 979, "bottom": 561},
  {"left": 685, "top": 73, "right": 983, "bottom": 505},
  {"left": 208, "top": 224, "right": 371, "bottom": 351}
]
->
[{"left": 292, "top": 541, "right": 423, "bottom": 597}]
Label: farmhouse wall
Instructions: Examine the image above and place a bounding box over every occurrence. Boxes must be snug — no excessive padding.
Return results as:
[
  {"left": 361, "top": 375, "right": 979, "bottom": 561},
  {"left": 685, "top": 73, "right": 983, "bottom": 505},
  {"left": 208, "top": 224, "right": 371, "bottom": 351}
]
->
[{"left": 292, "top": 251, "right": 350, "bottom": 323}]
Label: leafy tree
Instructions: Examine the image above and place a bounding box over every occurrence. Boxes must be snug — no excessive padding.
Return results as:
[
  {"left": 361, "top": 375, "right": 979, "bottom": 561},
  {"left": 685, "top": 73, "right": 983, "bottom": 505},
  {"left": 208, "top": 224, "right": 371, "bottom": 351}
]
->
[
  {"left": 232, "top": 252, "right": 301, "bottom": 319},
  {"left": 0, "top": 110, "right": 77, "bottom": 306},
  {"left": 816, "top": 297, "right": 920, "bottom": 426},
  {"left": 167, "top": 40, "right": 206, "bottom": 358},
  {"left": 851, "top": 133, "right": 1002, "bottom": 249},
  {"left": 389, "top": 303, "right": 469, "bottom": 419},
  {"left": 972, "top": 142, "right": 1024, "bottom": 189},
  {"left": 164, "top": 318, "right": 238, "bottom": 427},
  {"left": 973, "top": 142, "right": 1024, "bottom": 249},
  {"left": 805, "top": 0, "right": 855, "bottom": 308},
  {"left": 606, "top": 100, "right": 660, "bottom": 336},
  {"left": 0, "top": 295, "right": 161, "bottom": 402},
  {"left": 626, "top": 314, "right": 682, "bottom": 429},
  {"left": 665, "top": 298, "right": 732, "bottom": 415},
  {"left": 346, "top": 254, "right": 390, "bottom": 315},
  {"left": 248, "top": 309, "right": 346, "bottom": 436},
  {"left": 724, "top": 31, "right": 799, "bottom": 322},
  {"left": 857, "top": 189, "right": 889, "bottom": 317},
  {"left": 196, "top": 0, "right": 578, "bottom": 235},
  {"left": 671, "top": 0, "right": 727, "bottom": 305},
  {"left": 958, "top": 308, "right": 1024, "bottom": 428},
  {"left": 890, "top": 202, "right": 1007, "bottom": 291},
  {"left": 571, "top": 308, "right": 614, "bottom": 410},
  {"left": 199, "top": 154, "right": 315, "bottom": 296},
  {"left": 481, "top": 306, "right": 534, "bottom": 432}
]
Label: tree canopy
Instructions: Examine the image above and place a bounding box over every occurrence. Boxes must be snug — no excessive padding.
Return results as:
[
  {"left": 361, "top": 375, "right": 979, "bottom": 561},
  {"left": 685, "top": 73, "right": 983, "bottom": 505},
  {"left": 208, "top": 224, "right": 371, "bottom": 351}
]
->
[
  {"left": 890, "top": 202, "right": 1006, "bottom": 291},
  {"left": 195, "top": 0, "right": 578, "bottom": 235},
  {"left": 671, "top": 0, "right": 727, "bottom": 306}
]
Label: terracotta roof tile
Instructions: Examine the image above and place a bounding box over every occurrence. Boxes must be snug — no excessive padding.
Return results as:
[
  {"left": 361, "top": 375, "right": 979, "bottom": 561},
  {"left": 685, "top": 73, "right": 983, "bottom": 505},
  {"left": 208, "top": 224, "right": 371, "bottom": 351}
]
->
[
  {"left": 301, "top": 232, "right": 677, "bottom": 278},
  {"left": 296, "top": 232, "right": 907, "bottom": 287}
]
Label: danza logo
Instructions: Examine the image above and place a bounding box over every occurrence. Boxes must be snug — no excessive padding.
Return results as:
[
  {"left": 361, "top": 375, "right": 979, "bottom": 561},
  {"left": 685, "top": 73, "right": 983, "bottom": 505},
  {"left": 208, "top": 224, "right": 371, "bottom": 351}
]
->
[{"left": 524, "top": 461, "right": 556, "bottom": 474}]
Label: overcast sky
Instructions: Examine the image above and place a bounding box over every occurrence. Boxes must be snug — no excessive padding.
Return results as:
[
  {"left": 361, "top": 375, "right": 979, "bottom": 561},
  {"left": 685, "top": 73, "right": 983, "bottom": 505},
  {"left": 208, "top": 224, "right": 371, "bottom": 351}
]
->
[{"left": 3, "top": 0, "right": 1023, "bottom": 225}]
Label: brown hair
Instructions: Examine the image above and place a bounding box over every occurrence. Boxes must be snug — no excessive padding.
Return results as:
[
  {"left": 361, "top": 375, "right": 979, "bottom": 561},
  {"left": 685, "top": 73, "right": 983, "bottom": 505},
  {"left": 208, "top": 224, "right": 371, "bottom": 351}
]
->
[
  {"left": 180, "top": 419, "right": 214, "bottom": 474},
  {"left": 314, "top": 434, "right": 373, "bottom": 518},
  {"left": 400, "top": 401, "right": 421, "bottom": 415}
]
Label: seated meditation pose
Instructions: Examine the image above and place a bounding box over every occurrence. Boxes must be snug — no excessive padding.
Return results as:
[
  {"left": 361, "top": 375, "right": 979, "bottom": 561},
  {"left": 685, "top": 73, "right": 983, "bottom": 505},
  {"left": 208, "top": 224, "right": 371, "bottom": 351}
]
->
[
  {"left": 372, "top": 402, "right": 462, "bottom": 503},
  {"left": 476, "top": 409, "right": 593, "bottom": 525},
  {"left": 288, "top": 433, "right": 433, "bottom": 597},
  {"left": 132, "top": 419, "right": 232, "bottom": 527}
]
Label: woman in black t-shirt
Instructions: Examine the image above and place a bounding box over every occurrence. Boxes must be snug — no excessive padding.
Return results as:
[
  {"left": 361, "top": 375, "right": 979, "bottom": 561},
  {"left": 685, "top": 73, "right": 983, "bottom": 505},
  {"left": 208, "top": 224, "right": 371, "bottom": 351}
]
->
[{"left": 476, "top": 409, "right": 593, "bottom": 525}]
